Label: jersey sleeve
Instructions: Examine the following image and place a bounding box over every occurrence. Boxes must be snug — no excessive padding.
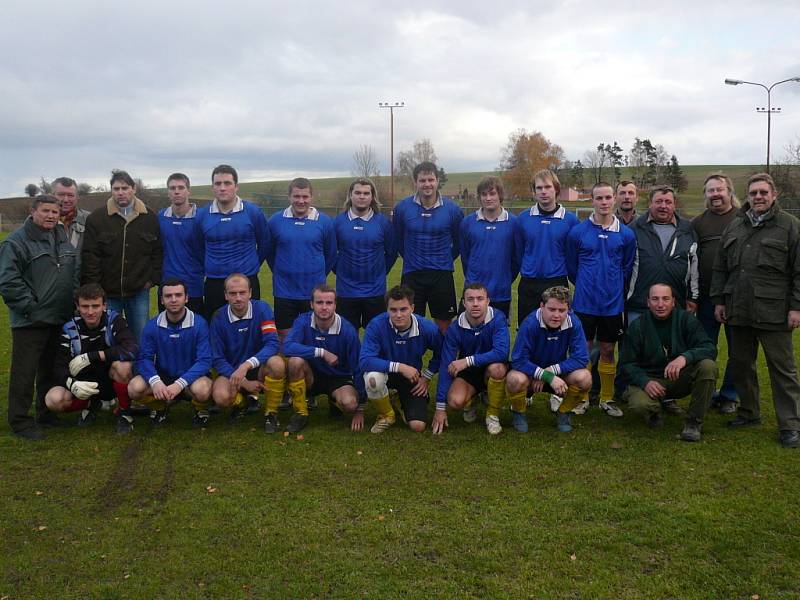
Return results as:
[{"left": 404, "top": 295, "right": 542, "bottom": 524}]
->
[
  {"left": 107, "top": 314, "right": 138, "bottom": 363},
  {"left": 210, "top": 315, "right": 237, "bottom": 378},
  {"left": 510, "top": 318, "right": 546, "bottom": 378},
  {"left": 283, "top": 315, "right": 318, "bottom": 361},
  {"left": 323, "top": 217, "right": 337, "bottom": 276},
  {"left": 250, "top": 304, "right": 279, "bottom": 367},
  {"left": 435, "top": 324, "right": 460, "bottom": 409},
  {"left": 136, "top": 321, "right": 160, "bottom": 385},
  {"left": 471, "top": 314, "right": 510, "bottom": 367},
  {"left": 359, "top": 320, "right": 392, "bottom": 374},
  {"left": 177, "top": 317, "right": 212, "bottom": 389},
  {"left": 382, "top": 217, "right": 398, "bottom": 274},
  {"left": 554, "top": 318, "right": 590, "bottom": 376}
]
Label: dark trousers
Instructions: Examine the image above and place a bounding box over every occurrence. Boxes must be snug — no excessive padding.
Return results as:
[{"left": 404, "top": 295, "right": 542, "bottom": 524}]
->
[
  {"left": 8, "top": 326, "right": 61, "bottom": 432},
  {"left": 697, "top": 296, "right": 737, "bottom": 402}
]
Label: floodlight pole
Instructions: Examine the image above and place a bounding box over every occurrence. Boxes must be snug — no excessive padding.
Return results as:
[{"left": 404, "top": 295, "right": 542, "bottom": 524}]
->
[
  {"left": 725, "top": 77, "right": 800, "bottom": 172},
  {"left": 378, "top": 101, "right": 404, "bottom": 209}
]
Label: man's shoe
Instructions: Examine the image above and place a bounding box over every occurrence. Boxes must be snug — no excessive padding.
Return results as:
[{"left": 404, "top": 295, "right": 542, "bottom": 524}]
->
[
  {"left": 14, "top": 428, "right": 45, "bottom": 441},
  {"left": 245, "top": 394, "right": 261, "bottom": 414},
  {"left": 116, "top": 414, "right": 134, "bottom": 435},
  {"left": 485, "top": 415, "right": 502, "bottom": 435},
  {"left": 228, "top": 405, "right": 246, "bottom": 425},
  {"left": 510, "top": 410, "right": 529, "bottom": 433},
  {"left": 193, "top": 410, "right": 210, "bottom": 429},
  {"left": 549, "top": 394, "right": 563, "bottom": 413},
  {"left": 149, "top": 409, "right": 168, "bottom": 428},
  {"left": 306, "top": 395, "right": 318, "bottom": 411},
  {"left": 680, "top": 418, "right": 702, "bottom": 442},
  {"left": 728, "top": 415, "right": 762, "bottom": 428},
  {"left": 370, "top": 415, "right": 395, "bottom": 434},
  {"left": 556, "top": 412, "right": 573, "bottom": 433},
  {"left": 286, "top": 413, "right": 308, "bottom": 433},
  {"left": 647, "top": 411, "right": 664, "bottom": 429},
  {"left": 77, "top": 409, "right": 98, "bottom": 427},
  {"left": 719, "top": 400, "right": 738, "bottom": 415},
  {"left": 661, "top": 399, "right": 684, "bottom": 416},
  {"left": 264, "top": 412, "right": 280, "bottom": 434},
  {"left": 572, "top": 400, "right": 590, "bottom": 415},
  {"left": 463, "top": 404, "right": 478, "bottom": 424},
  {"left": 779, "top": 430, "right": 800, "bottom": 448},
  {"left": 600, "top": 401, "right": 624, "bottom": 418}
]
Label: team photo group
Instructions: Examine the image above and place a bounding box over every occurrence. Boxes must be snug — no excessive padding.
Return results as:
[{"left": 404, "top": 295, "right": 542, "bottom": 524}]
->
[{"left": 1, "top": 162, "right": 798, "bottom": 448}]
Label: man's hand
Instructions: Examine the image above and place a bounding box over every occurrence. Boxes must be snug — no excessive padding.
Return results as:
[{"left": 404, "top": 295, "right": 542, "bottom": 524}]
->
[
  {"left": 164, "top": 382, "right": 183, "bottom": 402},
  {"left": 432, "top": 409, "right": 448, "bottom": 435},
  {"left": 151, "top": 380, "right": 170, "bottom": 401},
  {"left": 789, "top": 310, "right": 800, "bottom": 329},
  {"left": 714, "top": 304, "right": 727, "bottom": 324},
  {"left": 397, "top": 364, "right": 420, "bottom": 384},
  {"left": 68, "top": 353, "right": 92, "bottom": 377},
  {"left": 410, "top": 375, "right": 430, "bottom": 397},
  {"left": 322, "top": 350, "right": 339, "bottom": 367},
  {"left": 67, "top": 377, "right": 99, "bottom": 400},
  {"left": 229, "top": 363, "right": 250, "bottom": 391},
  {"left": 644, "top": 380, "right": 667, "bottom": 399},
  {"left": 686, "top": 300, "right": 698, "bottom": 315},
  {"left": 664, "top": 356, "right": 687, "bottom": 381},
  {"left": 240, "top": 378, "right": 263, "bottom": 394},
  {"left": 530, "top": 380, "right": 545, "bottom": 393},
  {"left": 448, "top": 358, "right": 469, "bottom": 377},
  {"left": 351, "top": 411, "right": 364, "bottom": 432},
  {"left": 550, "top": 375, "right": 568, "bottom": 396}
]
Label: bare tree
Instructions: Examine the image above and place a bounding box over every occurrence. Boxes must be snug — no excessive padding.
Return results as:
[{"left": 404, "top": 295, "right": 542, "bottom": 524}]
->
[
  {"left": 352, "top": 144, "right": 380, "bottom": 178},
  {"left": 38, "top": 177, "right": 52, "bottom": 194},
  {"left": 396, "top": 138, "right": 439, "bottom": 178}
]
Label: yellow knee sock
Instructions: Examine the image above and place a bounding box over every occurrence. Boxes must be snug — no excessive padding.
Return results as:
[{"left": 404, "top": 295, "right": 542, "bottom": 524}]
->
[
  {"left": 598, "top": 359, "right": 616, "bottom": 403},
  {"left": 560, "top": 384, "right": 584, "bottom": 413},
  {"left": 486, "top": 377, "right": 505, "bottom": 417},
  {"left": 288, "top": 379, "right": 308, "bottom": 417},
  {"left": 231, "top": 392, "right": 244, "bottom": 408},
  {"left": 191, "top": 396, "right": 209, "bottom": 411},
  {"left": 371, "top": 394, "right": 395, "bottom": 420},
  {"left": 509, "top": 388, "right": 527, "bottom": 413},
  {"left": 140, "top": 395, "right": 166, "bottom": 411},
  {"left": 264, "top": 375, "right": 286, "bottom": 414}
]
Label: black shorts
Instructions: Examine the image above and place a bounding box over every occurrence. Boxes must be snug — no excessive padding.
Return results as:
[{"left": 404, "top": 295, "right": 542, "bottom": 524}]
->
[
  {"left": 401, "top": 269, "right": 457, "bottom": 321},
  {"left": 518, "top": 276, "right": 568, "bottom": 326},
  {"left": 274, "top": 297, "right": 311, "bottom": 331},
  {"left": 455, "top": 365, "right": 489, "bottom": 394},
  {"left": 574, "top": 312, "right": 625, "bottom": 343},
  {"left": 336, "top": 295, "right": 385, "bottom": 330},
  {"left": 70, "top": 365, "right": 116, "bottom": 404},
  {"left": 155, "top": 373, "right": 192, "bottom": 403},
  {"left": 204, "top": 275, "right": 261, "bottom": 321},
  {"left": 308, "top": 369, "right": 355, "bottom": 398},
  {"left": 388, "top": 372, "right": 428, "bottom": 423}
]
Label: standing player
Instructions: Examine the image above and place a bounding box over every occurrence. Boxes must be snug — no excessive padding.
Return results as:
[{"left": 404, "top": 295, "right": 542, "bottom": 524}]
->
[
  {"left": 515, "top": 169, "right": 578, "bottom": 325},
  {"left": 44, "top": 283, "right": 137, "bottom": 431},
  {"left": 360, "top": 285, "right": 442, "bottom": 433},
  {"left": 284, "top": 284, "right": 364, "bottom": 432},
  {"left": 459, "top": 176, "right": 519, "bottom": 319},
  {"left": 127, "top": 280, "right": 213, "bottom": 429},
  {"left": 333, "top": 178, "right": 396, "bottom": 330},
  {"left": 209, "top": 274, "right": 285, "bottom": 427},
  {"left": 393, "top": 162, "right": 463, "bottom": 334},
  {"left": 566, "top": 182, "right": 636, "bottom": 418},
  {"left": 433, "top": 283, "right": 509, "bottom": 436},
  {"left": 194, "top": 164, "right": 271, "bottom": 320}
]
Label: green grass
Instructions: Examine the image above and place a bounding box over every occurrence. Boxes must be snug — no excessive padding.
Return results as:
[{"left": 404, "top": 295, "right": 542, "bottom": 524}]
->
[{"left": 2, "top": 256, "right": 800, "bottom": 599}]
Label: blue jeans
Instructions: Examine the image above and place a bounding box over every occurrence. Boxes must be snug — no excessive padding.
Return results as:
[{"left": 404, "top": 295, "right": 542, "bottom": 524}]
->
[
  {"left": 108, "top": 288, "right": 151, "bottom": 342},
  {"left": 696, "top": 296, "right": 737, "bottom": 402}
]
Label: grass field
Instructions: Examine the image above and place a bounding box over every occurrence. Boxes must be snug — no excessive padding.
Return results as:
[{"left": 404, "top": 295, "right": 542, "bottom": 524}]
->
[{"left": 2, "top": 245, "right": 800, "bottom": 598}]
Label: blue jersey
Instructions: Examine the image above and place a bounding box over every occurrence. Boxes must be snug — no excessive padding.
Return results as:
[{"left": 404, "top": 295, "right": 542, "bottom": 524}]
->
[
  {"left": 515, "top": 204, "right": 578, "bottom": 279},
  {"left": 210, "top": 300, "right": 279, "bottom": 378},
  {"left": 393, "top": 194, "right": 463, "bottom": 274},
  {"left": 333, "top": 209, "right": 397, "bottom": 298},
  {"left": 159, "top": 204, "right": 205, "bottom": 298},
  {"left": 459, "top": 208, "right": 519, "bottom": 302},
  {"left": 511, "top": 309, "right": 589, "bottom": 380},
  {"left": 566, "top": 215, "right": 637, "bottom": 317},
  {"left": 137, "top": 309, "right": 212, "bottom": 389},
  {"left": 360, "top": 312, "right": 442, "bottom": 377},
  {"left": 436, "top": 308, "right": 510, "bottom": 409},
  {"left": 194, "top": 198, "right": 271, "bottom": 279},
  {"left": 268, "top": 207, "right": 336, "bottom": 300}
]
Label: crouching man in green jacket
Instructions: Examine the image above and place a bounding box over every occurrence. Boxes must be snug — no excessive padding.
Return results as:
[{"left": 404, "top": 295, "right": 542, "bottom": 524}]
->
[{"left": 620, "top": 283, "right": 717, "bottom": 441}]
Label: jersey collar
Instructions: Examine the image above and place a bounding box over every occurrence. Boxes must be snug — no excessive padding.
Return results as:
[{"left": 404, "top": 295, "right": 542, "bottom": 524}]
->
[
  {"left": 413, "top": 193, "right": 443, "bottom": 209},
  {"left": 348, "top": 207, "right": 374, "bottom": 221},
  {"left": 390, "top": 313, "right": 421, "bottom": 337},
  {"left": 157, "top": 308, "right": 195, "bottom": 329},
  {"left": 209, "top": 197, "right": 244, "bottom": 214},
  {"left": 163, "top": 203, "right": 197, "bottom": 218},
  {"left": 282, "top": 206, "right": 320, "bottom": 220},
  {"left": 589, "top": 213, "right": 621, "bottom": 232},
  {"left": 311, "top": 312, "right": 342, "bottom": 334},
  {"left": 227, "top": 302, "right": 253, "bottom": 323},
  {"left": 476, "top": 208, "right": 509, "bottom": 222},
  {"left": 529, "top": 204, "right": 566, "bottom": 218},
  {"left": 536, "top": 308, "right": 573, "bottom": 331},
  {"left": 457, "top": 306, "right": 495, "bottom": 329}
]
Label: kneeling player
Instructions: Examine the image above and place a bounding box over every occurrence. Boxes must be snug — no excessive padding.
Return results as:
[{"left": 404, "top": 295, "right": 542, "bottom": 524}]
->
[
  {"left": 360, "top": 285, "right": 442, "bottom": 433},
  {"left": 45, "top": 283, "right": 138, "bottom": 431},
  {"left": 127, "top": 280, "right": 213, "bottom": 430},
  {"left": 433, "top": 283, "right": 509, "bottom": 435},
  {"left": 505, "top": 286, "right": 591, "bottom": 433},
  {"left": 210, "top": 273, "right": 285, "bottom": 426},
  {"left": 284, "top": 284, "right": 364, "bottom": 432}
]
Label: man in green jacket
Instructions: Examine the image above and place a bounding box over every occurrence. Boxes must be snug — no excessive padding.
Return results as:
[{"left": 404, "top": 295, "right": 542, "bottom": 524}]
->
[
  {"left": 620, "top": 283, "right": 717, "bottom": 442},
  {"left": 711, "top": 172, "right": 800, "bottom": 448}
]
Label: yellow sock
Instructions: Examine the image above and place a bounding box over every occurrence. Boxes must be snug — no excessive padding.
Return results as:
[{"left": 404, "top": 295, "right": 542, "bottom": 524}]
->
[
  {"left": 486, "top": 377, "right": 505, "bottom": 417},
  {"left": 509, "top": 388, "right": 527, "bottom": 413},
  {"left": 560, "top": 384, "right": 584, "bottom": 413},
  {"left": 141, "top": 395, "right": 166, "bottom": 411},
  {"left": 288, "top": 379, "right": 308, "bottom": 416},
  {"left": 191, "top": 396, "right": 209, "bottom": 411},
  {"left": 231, "top": 392, "right": 244, "bottom": 408},
  {"left": 371, "top": 394, "right": 395, "bottom": 420},
  {"left": 263, "top": 375, "right": 285, "bottom": 414},
  {"left": 598, "top": 359, "right": 616, "bottom": 403}
]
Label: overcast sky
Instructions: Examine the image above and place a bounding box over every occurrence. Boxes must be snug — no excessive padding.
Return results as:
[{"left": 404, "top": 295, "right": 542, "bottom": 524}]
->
[{"left": 1, "top": 0, "right": 799, "bottom": 197}]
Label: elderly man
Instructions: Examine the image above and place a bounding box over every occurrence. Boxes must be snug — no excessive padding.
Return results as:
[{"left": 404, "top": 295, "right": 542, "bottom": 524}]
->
[
  {"left": 52, "top": 177, "right": 90, "bottom": 251},
  {"left": 621, "top": 283, "right": 717, "bottom": 442},
  {"left": 711, "top": 173, "right": 800, "bottom": 448}
]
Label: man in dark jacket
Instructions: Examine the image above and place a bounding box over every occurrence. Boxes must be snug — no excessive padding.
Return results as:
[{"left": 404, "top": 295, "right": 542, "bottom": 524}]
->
[
  {"left": 82, "top": 170, "right": 162, "bottom": 341},
  {"left": 711, "top": 172, "right": 800, "bottom": 448},
  {"left": 0, "top": 195, "right": 78, "bottom": 439},
  {"left": 621, "top": 283, "right": 717, "bottom": 442}
]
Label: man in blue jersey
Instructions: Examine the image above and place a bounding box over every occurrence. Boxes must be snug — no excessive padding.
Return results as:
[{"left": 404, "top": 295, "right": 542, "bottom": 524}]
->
[
  {"left": 360, "top": 285, "right": 442, "bottom": 433},
  {"left": 195, "top": 164, "right": 271, "bottom": 320},
  {"left": 433, "top": 283, "right": 510, "bottom": 436},
  {"left": 268, "top": 177, "right": 337, "bottom": 339},
  {"left": 459, "top": 176, "right": 518, "bottom": 319},
  {"left": 127, "top": 280, "right": 213, "bottom": 429},
  {"left": 506, "top": 286, "right": 591, "bottom": 433},
  {"left": 209, "top": 274, "right": 286, "bottom": 429},
  {"left": 566, "top": 182, "right": 636, "bottom": 418},
  {"left": 514, "top": 169, "right": 578, "bottom": 326},
  {"left": 393, "top": 162, "right": 463, "bottom": 334},
  {"left": 285, "top": 284, "right": 364, "bottom": 432},
  {"left": 159, "top": 173, "right": 204, "bottom": 315},
  {"left": 333, "top": 178, "right": 397, "bottom": 330}
]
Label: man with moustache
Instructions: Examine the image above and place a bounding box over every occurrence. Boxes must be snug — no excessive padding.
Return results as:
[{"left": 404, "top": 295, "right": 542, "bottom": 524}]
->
[
  {"left": 52, "top": 177, "right": 90, "bottom": 251},
  {"left": 614, "top": 180, "right": 639, "bottom": 226}
]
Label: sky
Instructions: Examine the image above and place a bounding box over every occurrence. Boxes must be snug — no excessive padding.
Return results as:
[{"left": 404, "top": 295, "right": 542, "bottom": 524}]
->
[{"left": 1, "top": 0, "right": 799, "bottom": 197}]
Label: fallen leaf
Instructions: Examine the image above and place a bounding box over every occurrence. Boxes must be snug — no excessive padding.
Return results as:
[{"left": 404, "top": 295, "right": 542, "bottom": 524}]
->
[
  {"left": 570, "top": 553, "right": 577, "bottom": 561},
  {"left": 283, "top": 431, "right": 290, "bottom": 437},
  {"left": 35, "top": 525, "right": 47, "bottom": 531},
  {"left": 35, "top": 491, "right": 43, "bottom": 496},
  {"left": 206, "top": 486, "right": 218, "bottom": 493},
  {"left": 377, "top": 515, "right": 385, "bottom": 521},
  {"left": 296, "top": 434, "right": 304, "bottom": 441},
  {"left": 124, "top": 574, "right": 130, "bottom": 579},
  {"left": 751, "top": 595, "right": 760, "bottom": 600},
  {"left": 356, "top": 450, "right": 363, "bottom": 456}
]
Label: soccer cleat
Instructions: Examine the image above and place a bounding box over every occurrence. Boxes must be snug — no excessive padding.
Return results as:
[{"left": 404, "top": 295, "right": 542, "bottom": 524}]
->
[
  {"left": 728, "top": 416, "right": 761, "bottom": 428},
  {"left": 719, "top": 400, "right": 737, "bottom": 415},
  {"left": 680, "top": 418, "right": 702, "bottom": 442},
  {"left": 149, "top": 409, "right": 168, "bottom": 428},
  {"left": 370, "top": 415, "right": 396, "bottom": 434},
  {"left": 463, "top": 404, "right": 478, "bottom": 424},
  {"left": 116, "top": 414, "right": 134, "bottom": 435},
  {"left": 779, "top": 430, "right": 800, "bottom": 448},
  {"left": 525, "top": 395, "right": 534, "bottom": 407},
  {"left": 286, "top": 413, "right": 308, "bottom": 433},
  {"left": 228, "top": 405, "right": 246, "bottom": 425},
  {"left": 77, "top": 408, "right": 98, "bottom": 427},
  {"left": 245, "top": 394, "right": 261, "bottom": 414},
  {"left": 572, "top": 400, "right": 590, "bottom": 415},
  {"left": 485, "top": 415, "right": 502, "bottom": 435},
  {"left": 306, "top": 394, "right": 318, "bottom": 411},
  {"left": 264, "top": 412, "right": 280, "bottom": 434},
  {"left": 600, "top": 401, "right": 624, "bottom": 418},
  {"left": 549, "top": 394, "right": 563, "bottom": 413},
  {"left": 510, "top": 410, "right": 529, "bottom": 433},
  {"left": 556, "top": 412, "right": 573, "bottom": 433},
  {"left": 193, "top": 410, "right": 210, "bottom": 429},
  {"left": 661, "top": 399, "right": 683, "bottom": 416}
]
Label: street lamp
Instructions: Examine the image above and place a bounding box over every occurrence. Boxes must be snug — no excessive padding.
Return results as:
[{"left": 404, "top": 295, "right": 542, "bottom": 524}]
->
[
  {"left": 378, "top": 101, "right": 404, "bottom": 209},
  {"left": 725, "top": 77, "right": 800, "bottom": 172}
]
